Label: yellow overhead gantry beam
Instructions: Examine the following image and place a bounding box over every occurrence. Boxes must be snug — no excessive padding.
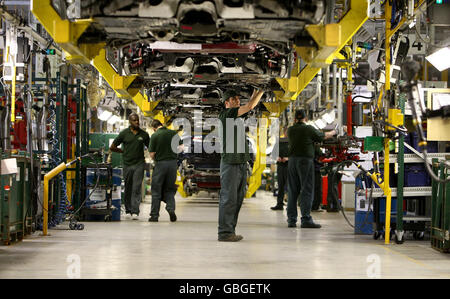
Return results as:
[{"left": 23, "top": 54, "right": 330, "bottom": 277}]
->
[
  {"left": 31, "top": 0, "right": 102, "bottom": 64},
  {"left": 31, "top": 0, "right": 159, "bottom": 116},
  {"left": 276, "top": 0, "right": 369, "bottom": 101}
]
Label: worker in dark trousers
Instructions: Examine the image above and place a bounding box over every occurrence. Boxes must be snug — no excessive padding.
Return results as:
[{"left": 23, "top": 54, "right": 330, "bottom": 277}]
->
[
  {"left": 110, "top": 113, "right": 150, "bottom": 220},
  {"left": 326, "top": 125, "right": 346, "bottom": 212},
  {"left": 326, "top": 163, "right": 343, "bottom": 212},
  {"left": 286, "top": 109, "right": 336, "bottom": 228},
  {"left": 218, "top": 88, "right": 264, "bottom": 242},
  {"left": 148, "top": 119, "right": 180, "bottom": 222},
  {"left": 271, "top": 135, "right": 289, "bottom": 210},
  {"left": 311, "top": 144, "right": 324, "bottom": 212}
]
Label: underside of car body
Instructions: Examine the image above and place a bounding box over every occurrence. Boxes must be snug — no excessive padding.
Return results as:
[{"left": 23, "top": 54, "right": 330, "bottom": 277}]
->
[
  {"left": 52, "top": 0, "right": 326, "bottom": 87},
  {"left": 60, "top": 0, "right": 325, "bottom": 46}
]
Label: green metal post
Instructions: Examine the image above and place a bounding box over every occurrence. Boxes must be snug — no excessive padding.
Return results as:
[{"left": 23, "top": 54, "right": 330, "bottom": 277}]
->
[
  {"left": 61, "top": 76, "right": 68, "bottom": 162},
  {"left": 431, "top": 159, "right": 438, "bottom": 231},
  {"left": 75, "top": 79, "right": 82, "bottom": 210},
  {"left": 396, "top": 94, "right": 405, "bottom": 234},
  {"left": 53, "top": 74, "right": 61, "bottom": 219},
  {"left": 82, "top": 84, "right": 88, "bottom": 156},
  {"left": 444, "top": 162, "right": 450, "bottom": 242}
]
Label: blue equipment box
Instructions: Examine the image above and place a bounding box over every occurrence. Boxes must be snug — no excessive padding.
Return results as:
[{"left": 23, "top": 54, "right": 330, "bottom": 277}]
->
[{"left": 404, "top": 163, "right": 430, "bottom": 187}]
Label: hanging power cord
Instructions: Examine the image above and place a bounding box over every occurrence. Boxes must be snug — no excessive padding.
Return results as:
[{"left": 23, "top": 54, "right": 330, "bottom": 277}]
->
[
  {"left": 326, "top": 160, "right": 379, "bottom": 233},
  {"left": 34, "top": 81, "right": 103, "bottom": 230},
  {"left": 400, "top": 60, "right": 450, "bottom": 183},
  {"left": 45, "top": 82, "right": 71, "bottom": 228},
  {"left": 67, "top": 152, "right": 101, "bottom": 230}
]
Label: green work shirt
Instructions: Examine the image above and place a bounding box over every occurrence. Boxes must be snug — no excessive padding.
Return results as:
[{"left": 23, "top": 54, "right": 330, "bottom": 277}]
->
[
  {"left": 219, "top": 107, "right": 250, "bottom": 164},
  {"left": 287, "top": 122, "right": 325, "bottom": 158},
  {"left": 112, "top": 127, "right": 150, "bottom": 166},
  {"left": 149, "top": 127, "right": 179, "bottom": 161}
]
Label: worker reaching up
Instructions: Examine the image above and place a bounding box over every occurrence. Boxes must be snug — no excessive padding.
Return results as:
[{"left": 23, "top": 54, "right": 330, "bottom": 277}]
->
[{"left": 218, "top": 88, "right": 264, "bottom": 242}]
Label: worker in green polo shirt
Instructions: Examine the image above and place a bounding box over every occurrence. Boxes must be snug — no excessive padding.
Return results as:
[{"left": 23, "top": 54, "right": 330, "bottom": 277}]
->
[
  {"left": 218, "top": 88, "right": 264, "bottom": 242},
  {"left": 286, "top": 109, "right": 336, "bottom": 228},
  {"left": 110, "top": 113, "right": 150, "bottom": 220},
  {"left": 148, "top": 119, "right": 180, "bottom": 223}
]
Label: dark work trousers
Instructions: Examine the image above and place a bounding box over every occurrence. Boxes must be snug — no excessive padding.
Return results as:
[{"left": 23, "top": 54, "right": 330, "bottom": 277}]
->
[
  {"left": 123, "top": 162, "right": 145, "bottom": 215},
  {"left": 276, "top": 162, "right": 288, "bottom": 206},
  {"left": 312, "top": 161, "right": 322, "bottom": 210},
  {"left": 218, "top": 161, "right": 247, "bottom": 238},
  {"left": 287, "top": 157, "right": 314, "bottom": 225},
  {"left": 150, "top": 160, "right": 178, "bottom": 218},
  {"left": 327, "top": 168, "right": 342, "bottom": 210}
]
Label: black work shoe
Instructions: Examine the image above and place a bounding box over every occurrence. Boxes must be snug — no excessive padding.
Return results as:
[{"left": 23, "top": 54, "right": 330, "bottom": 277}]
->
[
  {"left": 148, "top": 217, "right": 158, "bottom": 222},
  {"left": 301, "top": 222, "right": 322, "bottom": 228},
  {"left": 288, "top": 223, "right": 296, "bottom": 228},
  {"left": 169, "top": 211, "right": 177, "bottom": 222},
  {"left": 271, "top": 205, "right": 283, "bottom": 210},
  {"left": 327, "top": 208, "right": 340, "bottom": 213},
  {"left": 218, "top": 234, "right": 243, "bottom": 242}
]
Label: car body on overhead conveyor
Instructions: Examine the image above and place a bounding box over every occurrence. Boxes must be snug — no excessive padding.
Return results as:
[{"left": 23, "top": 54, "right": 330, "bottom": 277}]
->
[
  {"left": 61, "top": 0, "right": 325, "bottom": 47},
  {"left": 54, "top": 0, "right": 326, "bottom": 87},
  {"left": 144, "top": 82, "right": 271, "bottom": 119},
  {"left": 178, "top": 133, "right": 255, "bottom": 197},
  {"left": 121, "top": 42, "right": 294, "bottom": 83}
]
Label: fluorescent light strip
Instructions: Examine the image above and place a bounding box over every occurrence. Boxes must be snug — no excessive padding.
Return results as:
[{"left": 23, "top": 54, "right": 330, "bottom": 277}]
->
[{"left": 426, "top": 47, "right": 450, "bottom": 72}]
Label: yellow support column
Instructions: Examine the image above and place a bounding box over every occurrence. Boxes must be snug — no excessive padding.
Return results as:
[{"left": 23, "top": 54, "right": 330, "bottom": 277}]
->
[
  {"left": 276, "top": 0, "right": 368, "bottom": 100},
  {"left": 246, "top": 115, "right": 269, "bottom": 198},
  {"left": 383, "top": 0, "right": 394, "bottom": 245}
]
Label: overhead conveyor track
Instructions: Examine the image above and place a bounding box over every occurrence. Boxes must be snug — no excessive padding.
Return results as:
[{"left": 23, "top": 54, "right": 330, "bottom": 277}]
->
[
  {"left": 30, "top": 0, "right": 160, "bottom": 117},
  {"left": 275, "top": 0, "right": 369, "bottom": 102},
  {"left": 30, "top": 0, "right": 369, "bottom": 198}
]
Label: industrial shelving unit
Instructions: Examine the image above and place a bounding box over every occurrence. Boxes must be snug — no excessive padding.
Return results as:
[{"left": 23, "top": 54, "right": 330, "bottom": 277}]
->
[{"left": 372, "top": 94, "right": 448, "bottom": 243}]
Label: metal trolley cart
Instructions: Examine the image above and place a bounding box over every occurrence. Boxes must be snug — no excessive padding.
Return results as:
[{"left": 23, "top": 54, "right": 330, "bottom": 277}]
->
[{"left": 79, "top": 163, "right": 114, "bottom": 222}]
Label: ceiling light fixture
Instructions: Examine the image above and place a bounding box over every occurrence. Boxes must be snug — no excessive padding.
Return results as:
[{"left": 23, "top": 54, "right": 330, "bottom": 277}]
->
[
  {"left": 426, "top": 47, "right": 450, "bottom": 72},
  {"left": 98, "top": 110, "right": 112, "bottom": 121}
]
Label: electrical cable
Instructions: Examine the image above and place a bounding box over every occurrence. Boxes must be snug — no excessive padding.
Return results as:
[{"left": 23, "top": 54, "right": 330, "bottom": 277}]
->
[
  {"left": 324, "top": 159, "right": 381, "bottom": 234},
  {"left": 372, "top": 119, "right": 408, "bottom": 135},
  {"left": 323, "top": 161, "right": 359, "bottom": 231},
  {"left": 400, "top": 60, "right": 450, "bottom": 182},
  {"left": 67, "top": 152, "right": 101, "bottom": 230}
]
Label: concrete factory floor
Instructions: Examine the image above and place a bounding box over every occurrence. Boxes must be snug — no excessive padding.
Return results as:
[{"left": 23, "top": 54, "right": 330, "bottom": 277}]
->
[{"left": 0, "top": 191, "right": 449, "bottom": 279}]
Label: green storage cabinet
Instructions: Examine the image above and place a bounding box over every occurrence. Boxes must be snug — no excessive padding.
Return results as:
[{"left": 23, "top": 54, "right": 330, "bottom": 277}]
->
[
  {"left": 431, "top": 159, "right": 450, "bottom": 253},
  {"left": 1, "top": 154, "right": 32, "bottom": 245},
  {"left": 88, "top": 133, "right": 123, "bottom": 168}
]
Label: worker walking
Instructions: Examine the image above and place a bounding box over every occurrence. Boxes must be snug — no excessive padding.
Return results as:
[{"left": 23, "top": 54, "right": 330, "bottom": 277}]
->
[
  {"left": 287, "top": 110, "right": 336, "bottom": 228},
  {"left": 218, "top": 88, "right": 264, "bottom": 242},
  {"left": 110, "top": 113, "right": 150, "bottom": 220},
  {"left": 271, "top": 135, "right": 289, "bottom": 210},
  {"left": 148, "top": 119, "right": 180, "bottom": 222}
]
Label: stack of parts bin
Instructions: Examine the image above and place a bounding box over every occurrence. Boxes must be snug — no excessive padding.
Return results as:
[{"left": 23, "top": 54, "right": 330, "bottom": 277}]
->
[
  {"left": 1, "top": 152, "right": 33, "bottom": 245},
  {"left": 431, "top": 159, "right": 450, "bottom": 253}
]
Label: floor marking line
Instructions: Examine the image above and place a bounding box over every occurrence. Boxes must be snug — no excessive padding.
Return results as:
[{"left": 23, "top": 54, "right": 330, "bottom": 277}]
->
[{"left": 378, "top": 245, "right": 450, "bottom": 278}]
